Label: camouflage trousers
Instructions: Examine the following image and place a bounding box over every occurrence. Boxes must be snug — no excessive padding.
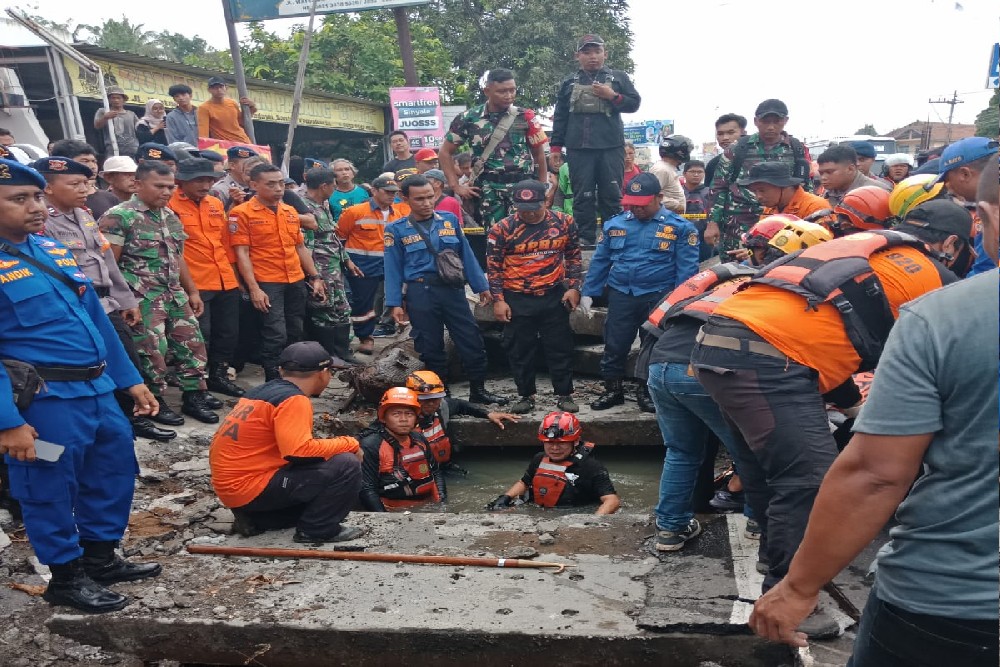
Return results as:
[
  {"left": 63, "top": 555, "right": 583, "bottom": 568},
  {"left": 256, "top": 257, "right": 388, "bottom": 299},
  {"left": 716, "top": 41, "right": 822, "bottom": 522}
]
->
[
  {"left": 309, "top": 250, "right": 351, "bottom": 328},
  {"left": 132, "top": 289, "right": 208, "bottom": 394},
  {"left": 719, "top": 212, "right": 762, "bottom": 254},
  {"left": 479, "top": 179, "right": 518, "bottom": 227}
]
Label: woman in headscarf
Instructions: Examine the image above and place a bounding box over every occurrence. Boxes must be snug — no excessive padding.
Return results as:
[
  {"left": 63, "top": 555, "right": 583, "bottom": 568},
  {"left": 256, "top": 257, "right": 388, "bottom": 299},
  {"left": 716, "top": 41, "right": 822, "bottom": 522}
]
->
[{"left": 135, "top": 99, "right": 168, "bottom": 145}]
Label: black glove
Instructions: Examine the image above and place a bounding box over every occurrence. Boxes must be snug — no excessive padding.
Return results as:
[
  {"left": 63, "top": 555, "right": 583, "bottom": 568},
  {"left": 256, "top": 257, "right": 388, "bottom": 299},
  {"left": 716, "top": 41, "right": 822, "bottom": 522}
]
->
[{"left": 486, "top": 494, "right": 513, "bottom": 511}]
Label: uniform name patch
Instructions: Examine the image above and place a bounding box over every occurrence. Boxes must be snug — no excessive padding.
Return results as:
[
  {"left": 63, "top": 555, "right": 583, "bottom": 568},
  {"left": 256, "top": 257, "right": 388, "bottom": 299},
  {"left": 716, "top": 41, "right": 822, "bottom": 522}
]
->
[
  {"left": 438, "top": 228, "right": 456, "bottom": 237},
  {"left": 655, "top": 228, "right": 677, "bottom": 240},
  {"left": 0, "top": 268, "right": 32, "bottom": 283},
  {"left": 608, "top": 229, "right": 627, "bottom": 237},
  {"left": 402, "top": 234, "right": 422, "bottom": 245}
]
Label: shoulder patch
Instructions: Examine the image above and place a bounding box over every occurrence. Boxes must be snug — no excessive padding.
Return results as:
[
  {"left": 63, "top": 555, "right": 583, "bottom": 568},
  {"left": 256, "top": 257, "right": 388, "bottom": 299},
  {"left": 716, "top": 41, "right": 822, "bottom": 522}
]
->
[
  {"left": 383, "top": 233, "right": 395, "bottom": 247},
  {"left": 687, "top": 232, "right": 700, "bottom": 246}
]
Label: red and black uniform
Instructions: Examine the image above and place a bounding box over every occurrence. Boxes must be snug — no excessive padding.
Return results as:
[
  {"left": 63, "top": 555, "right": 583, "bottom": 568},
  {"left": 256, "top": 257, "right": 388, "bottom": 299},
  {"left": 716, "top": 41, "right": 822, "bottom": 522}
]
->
[
  {"left": 486, "top": 210, "right": 583, "bottom": 398},
  {"left": 359, "top": 425, "right": 445, "bottom": 511},
  {"left": 519, "top": 443, "right": 616, "bottom": 508},
  {"left": 417, "top": 396, "right": 490, "bottom": 465}
]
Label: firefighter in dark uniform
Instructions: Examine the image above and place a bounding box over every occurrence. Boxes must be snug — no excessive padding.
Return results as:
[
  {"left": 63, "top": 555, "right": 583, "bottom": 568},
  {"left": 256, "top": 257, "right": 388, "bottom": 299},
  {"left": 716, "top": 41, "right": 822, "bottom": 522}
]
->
[
  {"left": 0, "top": 159, "right": 161, "bottom": 614},
  {"left": 486, "top": 411, "right": 620, "bottom": 514}
]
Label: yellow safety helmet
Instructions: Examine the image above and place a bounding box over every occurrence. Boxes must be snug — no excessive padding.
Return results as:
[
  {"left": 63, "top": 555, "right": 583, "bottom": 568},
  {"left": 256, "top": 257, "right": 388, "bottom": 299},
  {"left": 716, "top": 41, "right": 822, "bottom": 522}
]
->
[
  {"left": 767, "top": 219, "right": 833, "bottom": 254},
  {"left": 405, "top": 370, "right": 447, "bottom": 400},
  {"left": 888, "top": 174, "right": 945, "bottom": 218},
  {"left": 378, "top": 387, "right": 421, "bottom": 421}
]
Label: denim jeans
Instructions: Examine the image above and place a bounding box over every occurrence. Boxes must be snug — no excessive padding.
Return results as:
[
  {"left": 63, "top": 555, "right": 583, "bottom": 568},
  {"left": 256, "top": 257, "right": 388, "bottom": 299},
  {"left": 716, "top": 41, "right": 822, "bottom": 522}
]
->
[
  {"left": 848, "top": 591, "right": 999, "bottom": 667},
  {"left": 648, "top": 361, "right": 744, "bottom": 531}
]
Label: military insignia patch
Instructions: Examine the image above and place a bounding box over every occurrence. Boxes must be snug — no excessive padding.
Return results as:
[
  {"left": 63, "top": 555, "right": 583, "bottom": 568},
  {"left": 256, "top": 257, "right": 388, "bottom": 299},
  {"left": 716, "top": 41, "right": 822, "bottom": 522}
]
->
[
  {"left": 148, "top": 149, "right": 162, "bottom": 159},
  {"left": 383, "top": 234, "right": 395, "bottom": 246},
  {"left": 0, "top": 164, "right": 10, "bottom": 179},
  {"left": 687, "top": 233, "right": 699, "bottom": 246},
  {"left": 630, "top": 181, "right": 643, "bottom": 193},
  {"left": 517, "top": 189, "right": 534, "bottom": 201},
  {"left": 48, "top": 159, "right": 68, "bottom": 172}
]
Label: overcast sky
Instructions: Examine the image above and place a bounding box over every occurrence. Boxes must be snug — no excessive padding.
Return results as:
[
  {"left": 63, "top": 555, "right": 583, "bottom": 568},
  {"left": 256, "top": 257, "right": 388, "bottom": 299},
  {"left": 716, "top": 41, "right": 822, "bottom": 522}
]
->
[{"left": 17, "top": 0, "right": 1000, "bottom": 146}]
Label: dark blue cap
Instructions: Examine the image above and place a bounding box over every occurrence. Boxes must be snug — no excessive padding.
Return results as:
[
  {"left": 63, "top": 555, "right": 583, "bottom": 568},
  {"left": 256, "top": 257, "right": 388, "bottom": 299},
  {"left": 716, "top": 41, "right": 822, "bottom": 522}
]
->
[
  {"left": 0, "top": 159, "right": 46, "bottom": 189},
  {"left": 849, "top": 141, "right": 876, "bottom": 159},
  {"left": 30, "top": 157, "right": 94, "bottom": 179},
  {"left": 201, "top": 150, "right": 224, "bottom": 163},
  {"left": 137, "top": 143, "right": 177, "bottom": 162},
  {"left": 304, "top": 157, "right": 328, "bottom": 170},
  {"left": 621, "top": 172, "right": 662, "bottom": 205},
  {"left": 227, "top": 145, "right": 258, "bottom": 160}
]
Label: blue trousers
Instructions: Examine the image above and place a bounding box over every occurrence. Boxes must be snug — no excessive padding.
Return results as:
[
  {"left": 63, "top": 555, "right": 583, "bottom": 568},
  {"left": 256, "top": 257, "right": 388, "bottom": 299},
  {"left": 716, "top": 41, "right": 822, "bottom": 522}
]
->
[
  {"left": 6, "top": 393, "right": 137, "bottom": 565},
  {"left": 404, "top": 281, "right": 487, "bottom": 381},
  {"left": 648, "top": 362, "right": 748, "bottom": 531},
  {"left": 602, "top": 288, "right": 664, "bottom": 379}
]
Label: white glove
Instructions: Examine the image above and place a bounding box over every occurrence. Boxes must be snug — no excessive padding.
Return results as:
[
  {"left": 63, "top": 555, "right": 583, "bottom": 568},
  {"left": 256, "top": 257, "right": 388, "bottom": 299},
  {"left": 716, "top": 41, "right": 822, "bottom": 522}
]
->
[{"left": 578, "top": 296, "right": 594, "bottom": 319}]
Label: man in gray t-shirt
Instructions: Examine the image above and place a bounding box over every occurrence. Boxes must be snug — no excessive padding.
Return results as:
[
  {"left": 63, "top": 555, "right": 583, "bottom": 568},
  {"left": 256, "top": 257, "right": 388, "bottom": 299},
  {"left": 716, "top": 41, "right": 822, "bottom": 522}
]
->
[
  {"left": 748, "top": 158, "right": 1000, "bottom": 665},
  {"left": 93, "top": 86, "right": 139, "bottom": 158}
]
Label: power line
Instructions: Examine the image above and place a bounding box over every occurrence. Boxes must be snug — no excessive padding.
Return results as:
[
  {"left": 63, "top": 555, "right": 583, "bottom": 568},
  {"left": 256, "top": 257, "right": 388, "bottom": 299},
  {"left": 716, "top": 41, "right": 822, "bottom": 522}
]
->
[{"left": 928, "top": 90, "right": 965, "bottom": 143}]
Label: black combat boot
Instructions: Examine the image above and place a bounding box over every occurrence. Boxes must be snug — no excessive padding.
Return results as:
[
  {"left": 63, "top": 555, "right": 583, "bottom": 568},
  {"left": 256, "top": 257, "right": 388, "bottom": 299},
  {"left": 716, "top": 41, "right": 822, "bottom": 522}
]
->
[
  {"left": 43, "top": 559, "right": 127, "bottom": 613},
  {"left": 637, "top": 385, "right": 656, "bottom": 413},
  {"left": 181, "top": 391, "right": 220, "bottom": 424},
  {"left": 150, "top": 397, "right": 185, "bottom": 426},
  {"left": 264, "top": 366, "right": 281, "bottom": 382},
  {"left": 131, "top": 417, "right": 177, "bottom": 442},
  {"left": 591, "top": 379, "right": 624, "bottom": 410},
  {"left": 80, "top": 540, "right": 162, "bottom": 584},
  {"left": 469, "top": 379, "right": 508, "bottom": 405},
  {"left": 314, "top": 327, "right": 356, "bottom": 367},
  {"left": 200, "top": 390, "right": 224, "bottom": 410},
  {"left": 206, "top": 362, "right": 245, "bottom": 397},
  {"left": 331, "top": 324, "right": 363, "bottom": 366}
]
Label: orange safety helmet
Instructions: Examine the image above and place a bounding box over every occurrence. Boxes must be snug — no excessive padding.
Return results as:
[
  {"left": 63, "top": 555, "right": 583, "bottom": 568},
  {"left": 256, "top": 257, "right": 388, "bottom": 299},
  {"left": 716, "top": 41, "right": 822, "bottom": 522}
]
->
[
  {"left": 378, "top": 387, "right": 421, "bottom": 421},
  {"left": 538, "top": 411, "right": 582, "bottom": 443},
  {"left": 742, "top": 214, "right": 798, "bottom": 248},
  {"left": 834, "top": 186, "right": 894, "bottom": 231},
  {"left": 405, "top": 370, "right": 447, "bottom": 399}
]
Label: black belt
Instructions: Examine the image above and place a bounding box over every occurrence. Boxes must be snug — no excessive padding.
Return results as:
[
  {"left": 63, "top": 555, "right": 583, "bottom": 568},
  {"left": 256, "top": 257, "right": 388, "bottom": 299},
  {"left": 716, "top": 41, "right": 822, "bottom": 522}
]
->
[
  {"left": 408, "top": 274, "right": 455, "bottom": 287},
  {"left": 480, "top": 173, "right": 530, "bottom": 185},
  {"left": 94, "top": 286, "right": 110, "bottom": 298},
  {"left": 34, "top": 362, "right": 107, "bottom": 382}
]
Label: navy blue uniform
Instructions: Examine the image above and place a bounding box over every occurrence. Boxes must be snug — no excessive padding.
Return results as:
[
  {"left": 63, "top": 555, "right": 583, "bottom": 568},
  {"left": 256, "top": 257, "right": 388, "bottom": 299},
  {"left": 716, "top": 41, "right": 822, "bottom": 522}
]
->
[
  {"left": 383, "top": 212, "right": 491, "bottom": 381},
  {"left": 0, "top": 235, "right": 142, "bottom": 565},
  {"left": 581, "top": 206, "right": 700, "bottom": 379}
]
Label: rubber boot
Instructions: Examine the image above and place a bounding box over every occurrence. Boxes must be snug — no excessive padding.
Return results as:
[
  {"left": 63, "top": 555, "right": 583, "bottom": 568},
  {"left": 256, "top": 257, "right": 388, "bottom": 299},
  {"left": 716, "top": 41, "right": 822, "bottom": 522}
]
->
[
  {"left": 181, "top": 391, "right": 220, "bottom": 424},
  {"left": 469, "top": 379, "right": 508, "bottom": 405},
  {"left": 206, "top": 362, "right": 245, "bottom": 397},
  {"left": 331, "top": 324, "right": 363, "bottom": 366},
  {"left": 637, "top": 385, "right": 656, "bottom": 413},
  {"left": 43, "top": 559, "right": 127, "bottom": 613},
  {"left": 80, "top": 540, "right": 162, "bottom": 584},
  {"left": 591, "top": 379, "right": 624, "bottom": 410}
]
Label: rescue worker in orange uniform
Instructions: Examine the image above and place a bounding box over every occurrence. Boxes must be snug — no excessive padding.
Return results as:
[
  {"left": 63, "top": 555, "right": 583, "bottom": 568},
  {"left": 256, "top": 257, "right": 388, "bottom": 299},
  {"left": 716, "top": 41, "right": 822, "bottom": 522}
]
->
[
  {"left": 739, "top": 162, "right": 833, "bottom": 230},
  {"left": 358, "top": 387, "right": 446, "bottom": 511},
  {"left": 689, "top": 200, "right": 973, "bottom": 638},
  {"left": 405, "top": 370, "right": 520, "bottom": 473},
  {"left": 209, "top": 342, "right": 363, "bottom": 543},
  {"left": 487, "top": 412, "right": 620, "bottom": 514},
  {"left": 169, "top": 158, "right": 244, "bottom": 397}
]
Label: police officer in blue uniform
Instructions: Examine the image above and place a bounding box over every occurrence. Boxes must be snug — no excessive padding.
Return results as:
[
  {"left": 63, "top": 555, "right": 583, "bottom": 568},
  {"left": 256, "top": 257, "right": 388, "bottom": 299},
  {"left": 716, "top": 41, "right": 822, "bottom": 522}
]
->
[
  {"left": 384, "top": 175, "right": 507, "bottom": 405},
  {"left": 580, "top": 172, "right": 700, "bottom": 411},
  {"left": 0, "top": 159, "right": 162, "bottom": 613}
]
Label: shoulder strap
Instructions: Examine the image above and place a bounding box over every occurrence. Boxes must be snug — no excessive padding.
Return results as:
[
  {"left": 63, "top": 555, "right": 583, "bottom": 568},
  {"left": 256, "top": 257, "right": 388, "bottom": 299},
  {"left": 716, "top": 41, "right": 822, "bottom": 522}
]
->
[
  {"left": 0, "top": 240, "right": 83, "bottom": 297},
  {"left": 409, "top": 218, "right": 440, "bottom": 257},
  {"left": 470, "top": 105, "right": 519, "bottom": 183},
  {"left": 726, "top": 136, "right": 752, "bottom": 183}
]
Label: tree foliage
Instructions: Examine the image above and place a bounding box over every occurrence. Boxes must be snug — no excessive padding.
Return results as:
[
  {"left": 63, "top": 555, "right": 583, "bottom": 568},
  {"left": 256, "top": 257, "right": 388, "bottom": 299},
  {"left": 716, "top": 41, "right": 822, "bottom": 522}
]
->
[
  {"left": 854, "top": 124, "right": 880, "bottom": 136},
  {"left": 974, "top": 89, "right": 999, "bottom": 138}
]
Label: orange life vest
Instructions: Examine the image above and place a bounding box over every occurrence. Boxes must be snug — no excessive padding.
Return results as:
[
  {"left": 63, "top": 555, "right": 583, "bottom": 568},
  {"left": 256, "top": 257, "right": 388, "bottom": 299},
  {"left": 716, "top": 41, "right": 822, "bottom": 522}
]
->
[
  {"left": 377, "top": 433, "right": 441, "bottom": 509},
  {"left": 643, "top": 262, "right": 757, "bottom": 338},
  {"left": 749, "top": 230, "right": 938, "bottom": 371},
  {"left": 418, "top": 413, "right": 453, "bottom": 464},
  {"left": 531, "top": 442, "right": 595, "bottom": 508}
]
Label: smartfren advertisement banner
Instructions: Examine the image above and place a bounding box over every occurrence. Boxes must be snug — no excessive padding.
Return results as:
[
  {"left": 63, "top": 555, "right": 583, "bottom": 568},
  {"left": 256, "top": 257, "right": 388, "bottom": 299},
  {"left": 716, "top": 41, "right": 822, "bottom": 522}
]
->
[{"left": 389, "top": 87, "right": 444, "bottom": 149}]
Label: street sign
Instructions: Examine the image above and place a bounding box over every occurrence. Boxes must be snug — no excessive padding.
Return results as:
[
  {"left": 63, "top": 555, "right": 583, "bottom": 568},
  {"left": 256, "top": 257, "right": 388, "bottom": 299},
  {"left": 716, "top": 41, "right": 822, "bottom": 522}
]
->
[
  {"left": 623, "top": 120, "right": 674, "bottom": 146},
  {"left": 228, "top": 0, "right": 431, "bottom": 22},
  {"left": 989, "top": 43, "right": 999, "bottom": 89}
]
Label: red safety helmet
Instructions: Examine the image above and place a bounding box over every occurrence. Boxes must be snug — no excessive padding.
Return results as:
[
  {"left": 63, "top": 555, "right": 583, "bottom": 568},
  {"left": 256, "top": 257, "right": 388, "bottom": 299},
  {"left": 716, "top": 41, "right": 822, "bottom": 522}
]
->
[
  {"left": 742, "top": 214, "right": 798, "bottom": 249},
  {"left": 538, "top": 411, "right": 582, "bottom": 443},
  {"left": 834, "top": 186, "right": 894, "bottom": 231}
]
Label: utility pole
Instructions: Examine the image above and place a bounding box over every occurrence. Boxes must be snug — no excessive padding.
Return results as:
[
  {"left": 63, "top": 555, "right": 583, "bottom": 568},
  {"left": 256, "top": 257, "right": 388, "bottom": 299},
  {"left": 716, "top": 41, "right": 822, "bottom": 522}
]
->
[
  {"left": 928, "top": 90, "right": 964, "bottom": 144},
  {"left": 393, "top": 7, "right": 419, "bottom": 86},
  {"left": 222, "top": 0, "right": 256, "bottom": 143}
]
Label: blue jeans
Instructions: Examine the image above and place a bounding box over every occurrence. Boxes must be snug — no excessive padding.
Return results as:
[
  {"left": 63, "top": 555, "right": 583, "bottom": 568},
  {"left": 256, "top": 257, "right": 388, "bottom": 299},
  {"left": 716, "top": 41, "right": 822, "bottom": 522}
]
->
[{"left": 648, "top": 361, "right": 745, "bottom": 531}]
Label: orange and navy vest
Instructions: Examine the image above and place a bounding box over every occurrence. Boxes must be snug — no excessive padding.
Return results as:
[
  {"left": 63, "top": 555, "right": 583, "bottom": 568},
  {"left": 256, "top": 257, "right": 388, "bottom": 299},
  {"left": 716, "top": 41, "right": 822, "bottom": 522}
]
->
[
  {"left": 418, "top": 413, "right": 453, "bottom": 465},
  {"left": 376, "top": 431, "right": 440, "bottom": 509},
  {"left": 531, "top": 442, "right": 595, "bottom": 508},
  {"left": 643, "top": 262, "right": 757, "bottom": 338}
]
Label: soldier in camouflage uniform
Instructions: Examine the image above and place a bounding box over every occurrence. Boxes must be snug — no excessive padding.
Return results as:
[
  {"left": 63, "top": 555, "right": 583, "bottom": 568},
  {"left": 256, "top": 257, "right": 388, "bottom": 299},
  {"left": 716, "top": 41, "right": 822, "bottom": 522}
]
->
[
  {"left": 302, "top": 168, "right": 362, "bottom": 364},
  {"left": 708, "top": 99, "right": 813, "bottom": 254},
  {"left": 99, "top": 161, "right": 222, "bottom": 424},
  {"left": 440, "top": 68, "right": 548, "bottom": 227}
]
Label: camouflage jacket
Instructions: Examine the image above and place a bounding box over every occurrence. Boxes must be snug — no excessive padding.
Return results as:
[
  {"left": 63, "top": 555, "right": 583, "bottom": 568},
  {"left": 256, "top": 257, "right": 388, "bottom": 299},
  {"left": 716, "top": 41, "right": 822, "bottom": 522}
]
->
[
  {"left": 444, "top": 103, "right": 547, "bottom": 181},
  {"left": 303, "top": 193, "right": 348, "bottom": 272},
  {"left": 99, "top": 195, "right": 187, "bottom": 296}
]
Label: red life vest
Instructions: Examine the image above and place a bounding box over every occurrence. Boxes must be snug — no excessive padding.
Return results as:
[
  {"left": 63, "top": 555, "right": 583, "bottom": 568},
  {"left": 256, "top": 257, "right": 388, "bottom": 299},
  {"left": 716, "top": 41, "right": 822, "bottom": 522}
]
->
[
  {"left": 643, "top": 262, "right": 757, "bottom": 338},
  {"left": 531, "top": 442, "right": 595, "bottom": 508},
  {"left": 748, "top": 230, "right": 938, "bottom": 371},
  {"left": 377, "top": 433, "right": 441, "bottom": 509},
  {"left": 419, "top": 413, "right": 453, "bottom": 464}
]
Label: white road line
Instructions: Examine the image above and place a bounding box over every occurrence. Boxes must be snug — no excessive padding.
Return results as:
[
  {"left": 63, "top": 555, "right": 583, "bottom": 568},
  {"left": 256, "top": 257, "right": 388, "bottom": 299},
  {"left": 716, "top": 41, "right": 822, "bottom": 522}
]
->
[{"left": 725, "top": 513, "right": 764, "bottom": 625}]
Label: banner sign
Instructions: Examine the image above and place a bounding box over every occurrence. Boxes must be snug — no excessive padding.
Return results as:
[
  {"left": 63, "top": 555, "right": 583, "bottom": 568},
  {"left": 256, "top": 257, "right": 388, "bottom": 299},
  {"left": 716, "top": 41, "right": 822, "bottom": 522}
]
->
[
  {"left": 62, "top": 54, "right": 384, "bottom": 134},
  {"left": 228, "top": 0, "right": 431, "bottom": 22},
  {"left": 198, "top": 138, "right": 273, "bottom": 162},
  {"left": 389, "top": 86, "right": 444, "bottom": 149},
  {"left": 989, "top": 43, "right": 999, "bottom": 89},
  {"left": 623, "top": 119, "right": 675, "bottom": 146}
]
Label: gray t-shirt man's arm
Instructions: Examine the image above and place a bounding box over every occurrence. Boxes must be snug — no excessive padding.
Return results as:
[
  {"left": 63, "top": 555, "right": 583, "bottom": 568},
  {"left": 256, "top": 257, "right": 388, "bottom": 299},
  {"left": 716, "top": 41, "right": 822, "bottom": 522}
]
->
[{"left": 853, "top": 271, "right": 999, "bottom": 620}]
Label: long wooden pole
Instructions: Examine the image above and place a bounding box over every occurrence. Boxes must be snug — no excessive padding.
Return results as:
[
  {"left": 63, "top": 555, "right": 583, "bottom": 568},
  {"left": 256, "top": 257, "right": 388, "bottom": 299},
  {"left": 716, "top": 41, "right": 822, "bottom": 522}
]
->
[
  {"left": 281, "top": 0, "right": 320, "bottom": 176},
  {"left": 393, "top": 7, "right": 419, "bottom": 87},
  {"left": 221, "top": 0, "right": 257, "bottom": 144},
  {"left": 187, "top": 544, "right": 572, "bottom": 573}
]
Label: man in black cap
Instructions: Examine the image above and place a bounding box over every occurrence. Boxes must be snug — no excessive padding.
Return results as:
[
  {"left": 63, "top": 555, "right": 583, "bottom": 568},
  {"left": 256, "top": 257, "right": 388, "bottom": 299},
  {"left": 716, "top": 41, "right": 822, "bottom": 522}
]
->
[
  {"left": 486, "top": 180, "right": 583, "bottom": 414},
  {"left": 211, "top": 146, "right": 259, "bottom": 210},
  {"left": 93, "top": 86, "right": 139, "bottom": 158},
  {"left": 896, "top": 199, "right": 977, "bottom": 277},
  {"left": 551, "top": 34, "right": 642, "bottom": 245},
  {"left": 198, "top": 77, "right": 256, "bottom": 144},
  {"left": 209, "top": 341, "right": 363, "bottom": 544},
  {"left": 709, "top": 99, "right": 813, "bottom": 254},
  {"left": 135, "top": 143, "right": 178, "bottom": 172},
  {"left": 848, "top": 140, "right": 881, "bottom": 180}
]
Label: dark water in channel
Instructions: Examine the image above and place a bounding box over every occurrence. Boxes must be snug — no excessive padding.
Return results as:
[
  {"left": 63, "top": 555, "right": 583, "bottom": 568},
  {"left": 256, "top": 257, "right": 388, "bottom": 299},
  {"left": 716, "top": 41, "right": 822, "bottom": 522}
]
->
[{"left": 413, "top": 446, "right": 665, "bottom": 514}]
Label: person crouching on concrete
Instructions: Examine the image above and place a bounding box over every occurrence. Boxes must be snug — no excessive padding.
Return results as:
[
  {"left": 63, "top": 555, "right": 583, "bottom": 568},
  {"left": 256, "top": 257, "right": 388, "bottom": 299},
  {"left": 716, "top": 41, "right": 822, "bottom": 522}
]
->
[
  {"left": 209, "top": 341, "right": 363, "bottom": 544},
  {"left": 487, "top": 411, "right": 620, "bottom": 514},
  {"left": 358, "top": 387, "right": 446, "bottom": 511}
]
